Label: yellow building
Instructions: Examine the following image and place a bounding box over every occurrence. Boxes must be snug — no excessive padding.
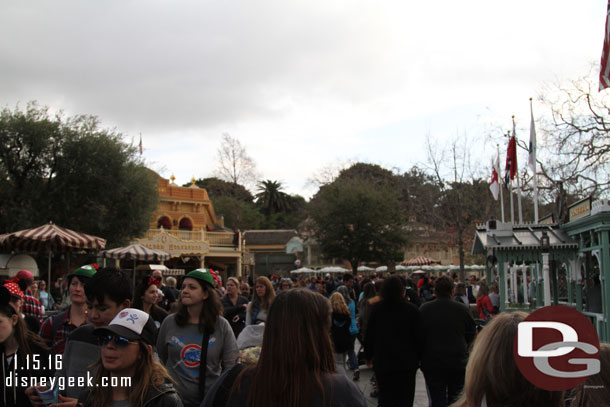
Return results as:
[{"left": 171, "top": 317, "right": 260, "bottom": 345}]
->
[{"left": 136, "top": 172, "right": 245, "bottom": 279}]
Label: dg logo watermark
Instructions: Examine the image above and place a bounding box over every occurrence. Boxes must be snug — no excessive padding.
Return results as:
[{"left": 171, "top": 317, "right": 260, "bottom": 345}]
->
[{"left": 513, "top": 305, "right": 601, "bottom": 391}]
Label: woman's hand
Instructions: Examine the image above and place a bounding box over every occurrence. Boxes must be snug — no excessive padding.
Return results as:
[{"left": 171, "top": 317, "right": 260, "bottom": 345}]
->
[
  {"left": 52, "top": 394, "right": 78, "bottom": 407},
  {"left": 25, "top": 386, "right": 46, "bottom": 407}
]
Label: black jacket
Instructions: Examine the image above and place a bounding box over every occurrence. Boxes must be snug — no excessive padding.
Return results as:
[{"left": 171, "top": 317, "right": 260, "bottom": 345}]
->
[
  {"left": 221, "top": 295, "right": 249, "bottom": 339},
  {"left": 364, "top": 299, "right": 424, "bottom": 373},
  {"left": 419, "top": 297, "right": 476, "bottom": 371},
  {"left": 330, "top": 312, "right": 352, "bottom": 354},
  {"left": 1, "top": 338, "right": 53, "bottom": 407},
  {"left": 78, "top": 382, "right": 183, "bottom": 407}
]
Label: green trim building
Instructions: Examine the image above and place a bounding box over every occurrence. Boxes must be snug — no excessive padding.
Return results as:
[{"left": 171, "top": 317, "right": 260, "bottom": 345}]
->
[{"left": 473, "top": 198, "right": 609, "bottom": 341}]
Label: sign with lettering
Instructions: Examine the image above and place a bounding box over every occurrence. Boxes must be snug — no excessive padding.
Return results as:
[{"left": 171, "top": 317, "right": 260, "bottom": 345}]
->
[
  {"left": 569, "top": 198, "right": 591, "bottom": 222},
  {"left": 136, "top": 231, "right": 209, "bottom": 257}
]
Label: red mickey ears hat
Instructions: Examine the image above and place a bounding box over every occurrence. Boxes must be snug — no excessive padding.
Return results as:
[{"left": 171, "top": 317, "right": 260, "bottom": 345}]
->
[{"left": 3, "top": 282, "right": 24, "bottom": 299}]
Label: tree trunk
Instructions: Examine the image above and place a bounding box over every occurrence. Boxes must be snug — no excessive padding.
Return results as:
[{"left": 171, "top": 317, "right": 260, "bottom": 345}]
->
[{"left": 458, "top": 228, "right": 465, "bottom": 282}]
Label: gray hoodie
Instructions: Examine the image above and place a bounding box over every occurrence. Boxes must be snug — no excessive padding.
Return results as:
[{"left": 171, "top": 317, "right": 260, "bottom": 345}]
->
[{"left": 157, "top": 314, "right": 237, "bottom": 407}]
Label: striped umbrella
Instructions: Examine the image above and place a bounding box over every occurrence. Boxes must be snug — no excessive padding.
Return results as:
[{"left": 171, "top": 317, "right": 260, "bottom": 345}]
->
[
  {"left": 99, "top": 244, "right": 170, "bottom": 262},
  {"left": 0, "top": 222, "right": 106, "bottom": 290},
  {"left": 401, "top": 256, "right": 441, "bottom": 266},
  {"left": 99, "top": 244, "right": 170, "bottom": 292},
  {"left": 0, "top": 222, "right": 106, "bottom": 252}
]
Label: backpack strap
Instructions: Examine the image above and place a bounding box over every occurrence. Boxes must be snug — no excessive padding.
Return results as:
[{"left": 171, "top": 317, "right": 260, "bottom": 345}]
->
[
  {"left": 212, "top": 364, "right": 246, "bottom": 407},
  {"left": 48, "top": 310, "right": 66, "bottom": 350},
  {"left": 198, "top": 328, "right": 211, "bottom": 399}
]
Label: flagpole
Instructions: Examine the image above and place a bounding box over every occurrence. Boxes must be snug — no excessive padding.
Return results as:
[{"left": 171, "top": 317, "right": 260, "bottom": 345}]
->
[
  {"left": 530, "top": 98, "right": 539, "bottom": 223},
  {"left": 513, "top": 116, "right": 524, "bottom": 224},
  {"left": 507, "top": 131, "right": 515, "bottom": 224},
  {"left": 497, "top": 144, "right": 505, "bottom": 223}
]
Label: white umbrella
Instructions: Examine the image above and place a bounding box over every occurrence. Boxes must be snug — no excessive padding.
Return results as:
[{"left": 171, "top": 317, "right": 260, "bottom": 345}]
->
[
  {"left": 396, "top": 265, "right": 409, "bottom": 271},
  {"left": 375, "top": 266, "right": 388, "bottom": 272},
  {"left": 318, "top": 266, "right": 348, "bottom": 273},
  {"left": 357, "top": 265, "right": 375, "bottom": 272},
  {"left": 290, "top": 267, "right": 315, "bottom": 274}
]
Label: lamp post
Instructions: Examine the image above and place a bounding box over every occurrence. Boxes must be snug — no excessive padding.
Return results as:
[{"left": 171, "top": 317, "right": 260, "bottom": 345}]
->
[{"left": 541, "top": 231, "right": 551, "bottom": 306}]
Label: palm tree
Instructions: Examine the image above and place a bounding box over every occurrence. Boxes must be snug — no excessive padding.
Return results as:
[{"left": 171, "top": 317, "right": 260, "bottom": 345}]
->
[{"left": 255, "top": 180, "right": 290, "bottom": 216}]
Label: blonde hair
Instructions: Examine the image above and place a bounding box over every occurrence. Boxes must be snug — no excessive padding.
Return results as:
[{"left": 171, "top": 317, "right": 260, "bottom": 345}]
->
[
  {"left": 453, "top": 312, "right": 564, "bottom": 407},
  {"left": 329, "top": 292, "right": 350, "bottom": 315}
]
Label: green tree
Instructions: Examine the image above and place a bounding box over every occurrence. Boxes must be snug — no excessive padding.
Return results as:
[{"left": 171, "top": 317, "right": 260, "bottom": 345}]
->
[
  {"left": 309, "top": 177, "right": 407, "bottom": 274},
  {"left": 256, "top": 180, "right": 290, "bottom": 216},
  {"left": 188, "top": 177, "right": 254, "bottom": 203},
  {"left": 211, "top": 195, "right": 264, "bottom": 230},
  {"left": 0, "top": 102, "right": 158, "bottom": 245}
]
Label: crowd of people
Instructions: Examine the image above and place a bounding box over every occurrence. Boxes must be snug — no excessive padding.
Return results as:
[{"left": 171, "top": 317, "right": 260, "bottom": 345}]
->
[{"left": 0, "top": 266, "right": 607, "bottom": 407}]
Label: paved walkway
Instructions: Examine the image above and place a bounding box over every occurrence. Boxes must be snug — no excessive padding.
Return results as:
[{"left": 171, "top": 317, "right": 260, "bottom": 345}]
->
[{"left": 354, "top": 366, "right": 429, "bottom": 407}]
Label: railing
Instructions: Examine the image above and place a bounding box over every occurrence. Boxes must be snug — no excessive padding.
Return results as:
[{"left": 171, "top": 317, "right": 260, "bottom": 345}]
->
[{"left": 144, "top": 229, "right": 237, "bottom": 248}]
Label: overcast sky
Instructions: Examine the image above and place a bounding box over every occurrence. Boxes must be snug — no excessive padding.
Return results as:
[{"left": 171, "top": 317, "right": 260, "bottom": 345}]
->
[{"left": 0, "top": 1, "right": 605, "bottom": 198}]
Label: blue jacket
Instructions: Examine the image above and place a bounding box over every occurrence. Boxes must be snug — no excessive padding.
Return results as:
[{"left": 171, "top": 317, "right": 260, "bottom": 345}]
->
[{"left": 348, "top": 300, "right": 359, "bottom": 335}]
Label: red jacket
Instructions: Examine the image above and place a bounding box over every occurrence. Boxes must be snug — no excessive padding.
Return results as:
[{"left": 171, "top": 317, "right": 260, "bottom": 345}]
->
[{"left": 476, "top": 295, "right": 494, "bottom": 319}]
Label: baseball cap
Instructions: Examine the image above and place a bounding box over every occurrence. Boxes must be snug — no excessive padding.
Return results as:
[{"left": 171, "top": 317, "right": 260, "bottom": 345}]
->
[
  {"left": 185, "top": 268, "right": 215, "bottom": 288},
  {"left": 68, "top": 264, "right": 98, "bottom": 281},
  {"left": 93, "top": 308, "right": 157, "bottom": 346}
]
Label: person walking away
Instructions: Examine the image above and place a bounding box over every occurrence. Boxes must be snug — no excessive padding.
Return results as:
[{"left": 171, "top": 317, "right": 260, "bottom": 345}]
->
[
  {"left": 201, "top": 289, "right": 366, "bottom": 407},
  {"left": 329, "top": 292, "right": 352, "bottom": 375},
  {"left": 466, "top": 275, "right": 479, "bottom": 305},
  {"left": 157, "top": 269, "right": 238, "bottom": 407},
  {"left": 221, "top": 277, "right": 249, "bottom": 339},
  {"left": 365, "top": 276, "right": 424, "bottom": 407},
  {"left": 165, "top": 276, "right": 180, "bottom": 313},
  {"left": 420, "top": 276, "right": 476, "bottom": 407},
  {"left": 336, "top": 285, "right": 360, "bottom": 381},
  {"left": 453, "top": 282, "right": 469, "bottom": 307},
  {"left": 78, "top": 308, "right": 183, "bottom": 407},
  {"left": 39, "top": 265, "right": 95, "bottom": 355},
  {"left": 476, "top": 283, "right": 494, "bottom": 320}
]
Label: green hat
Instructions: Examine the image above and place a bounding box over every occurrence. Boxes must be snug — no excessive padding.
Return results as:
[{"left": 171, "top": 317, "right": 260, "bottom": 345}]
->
[
  {"left": 185, "top": 268, "right": 215, "bottom": 287},
  {"left": 68, "top": 264, "right": 98, "bottom": 280}
]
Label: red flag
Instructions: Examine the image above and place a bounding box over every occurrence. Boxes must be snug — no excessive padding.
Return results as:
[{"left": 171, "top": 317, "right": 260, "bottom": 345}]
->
[
  {"left": 601, "top": 1, "right": 610, "bottom": 91},
  {"left": 504, "top": 136, "right": 517, "bottom": 188}
]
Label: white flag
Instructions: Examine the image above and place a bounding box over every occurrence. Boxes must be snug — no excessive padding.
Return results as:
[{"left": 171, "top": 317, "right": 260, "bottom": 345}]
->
[
  {"left": 490, "top": 156, "right": 500, "bottom": 200},
  {"left": 528, "top": 105, "right": 536, "bottom": 171}
]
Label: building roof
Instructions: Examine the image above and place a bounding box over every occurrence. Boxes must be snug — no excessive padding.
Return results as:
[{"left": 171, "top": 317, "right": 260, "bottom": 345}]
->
[
  {"left": 472, "top": 222, "right": 578, "bottom": 254},
  {"left": 244, "top": 230, "right": 298, "bottom": 246}
]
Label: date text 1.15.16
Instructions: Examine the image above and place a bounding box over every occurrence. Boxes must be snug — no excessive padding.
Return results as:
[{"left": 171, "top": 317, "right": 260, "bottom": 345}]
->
[{"left": 14, "top": 354, "right": 62, "bottom": 370}]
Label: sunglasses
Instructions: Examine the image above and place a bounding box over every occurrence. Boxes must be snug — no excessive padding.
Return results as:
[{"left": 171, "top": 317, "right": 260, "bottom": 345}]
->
[{"left": 98, "top": 334, "right": 137, "bottom": 348}]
